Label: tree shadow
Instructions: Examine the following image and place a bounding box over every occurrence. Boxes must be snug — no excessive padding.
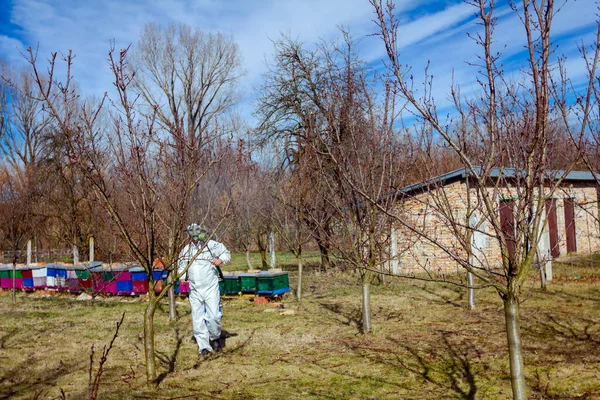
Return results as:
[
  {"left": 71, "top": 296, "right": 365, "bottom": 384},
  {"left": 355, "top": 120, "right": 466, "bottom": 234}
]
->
[
  {"left": 388, "top": 332, "right": 478, "bottom": 399},
  {"left": 314, "top": 330, "right": 479, "bottom": 399},
  {"left": 190, "top": 329, "right": 253, "bottom": 370},
  {"left": 0, "top": 355, "right": 83, "bottom": 399},
  {"left": 0, "top": 327, "right": 18, "bottom": 350},
  {"left": 539, "top": 287, "right": 600, "bottom": 304},
  {"left": 318, "top": 301, "right": 363, "bottom": 333},
  {"left": 523, "top": 310, "right": 600, "bottom": 351},
  {"left": 521, "top": 311, "right": 600, "bottom": 398},
  {"left": 418, "top": 286, "right": 467, "bottom": 308},
  {"left": 154, "top": 327, "right": 185, "bottom": 386}
]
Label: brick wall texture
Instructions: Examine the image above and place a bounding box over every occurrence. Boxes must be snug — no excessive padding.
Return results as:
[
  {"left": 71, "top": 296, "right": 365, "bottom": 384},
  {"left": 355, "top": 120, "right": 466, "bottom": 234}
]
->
[{"left": 389, "top": 180, "right": 600, "bottom": 274}]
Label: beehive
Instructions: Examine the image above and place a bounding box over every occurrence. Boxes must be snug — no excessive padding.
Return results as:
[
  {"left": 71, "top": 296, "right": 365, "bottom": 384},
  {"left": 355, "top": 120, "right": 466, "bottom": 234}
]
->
[
  {"left": 54, "top": 265, "right": 68, "bottom": 290},
  {"left": 0, "top": 266, "right": 11, "bottom": 289},
  {"left": 130, "top": 266, "right": 148, "bottom": 293},
  {"left": 22, "top": 268, "right": 34, "bottom": 290},
  {"left": 239, "top": 273, "right": 258, "bottom": 293},
  {"left": 31, "top": 266, "right": 48, "bottom": 289},
  {"left": 221, "top": 275, "right": 241, "bottom": 295},
  {"left": 257, "top": 271, "right": 290, "bottom": 295}
]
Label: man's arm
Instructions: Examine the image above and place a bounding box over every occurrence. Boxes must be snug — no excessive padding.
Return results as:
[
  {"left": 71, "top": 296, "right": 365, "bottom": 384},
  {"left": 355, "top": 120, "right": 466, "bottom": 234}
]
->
[{"left": 210, "top": 241, "right": 230, "bottom": 266}]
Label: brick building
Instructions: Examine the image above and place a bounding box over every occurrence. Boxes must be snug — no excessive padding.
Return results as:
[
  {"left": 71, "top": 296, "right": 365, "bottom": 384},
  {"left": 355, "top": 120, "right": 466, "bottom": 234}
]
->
[{"left": 389, "top": 167, "right": 600, "bottom": 275}]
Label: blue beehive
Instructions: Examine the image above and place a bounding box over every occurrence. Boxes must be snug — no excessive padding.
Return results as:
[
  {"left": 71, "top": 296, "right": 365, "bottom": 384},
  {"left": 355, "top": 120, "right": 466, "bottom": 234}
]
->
[
  {"left": 130, "top": 266, "right": 148, "bottom": 293},
  {"left": 54, "top": 265, "right": 68, "bottom": 290},
  {"left": 116, "top": 280, "right": 134, "bottom": 295}
]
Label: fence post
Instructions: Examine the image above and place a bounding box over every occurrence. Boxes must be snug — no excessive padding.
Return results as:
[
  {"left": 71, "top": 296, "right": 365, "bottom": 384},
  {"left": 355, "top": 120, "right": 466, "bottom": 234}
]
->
[
  {"left": 390, "top": 227, "right": 399, "bottom": 274},
  {"left": 27, "top": 240, "right": 32, "bottom": 266},
  {"left": 269, "top": 231, "right": 275, "bottom": 269},
  {"left": 89, "top": 237, "right": 95, "bottom": 263}
]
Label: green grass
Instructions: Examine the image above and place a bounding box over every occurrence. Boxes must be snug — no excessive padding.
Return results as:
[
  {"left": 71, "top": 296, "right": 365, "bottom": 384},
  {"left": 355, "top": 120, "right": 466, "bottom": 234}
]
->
[{"left": 0, "top": 255, "right": 599, "bottom": 399}]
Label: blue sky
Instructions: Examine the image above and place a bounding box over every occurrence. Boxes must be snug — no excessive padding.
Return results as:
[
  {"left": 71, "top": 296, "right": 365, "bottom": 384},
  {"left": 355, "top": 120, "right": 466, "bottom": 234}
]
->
[{"left": 0, "top": 0, "right": 598, "bottom": 123}]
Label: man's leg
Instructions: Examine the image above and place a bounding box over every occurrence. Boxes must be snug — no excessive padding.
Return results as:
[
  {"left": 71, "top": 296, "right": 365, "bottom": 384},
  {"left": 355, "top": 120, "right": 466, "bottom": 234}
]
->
[
  {"left": 204, "top": 284, "right": 222, "bottom": 351},
  {"left": 188, "top": 283, "right": 211, "bottom": 353}
]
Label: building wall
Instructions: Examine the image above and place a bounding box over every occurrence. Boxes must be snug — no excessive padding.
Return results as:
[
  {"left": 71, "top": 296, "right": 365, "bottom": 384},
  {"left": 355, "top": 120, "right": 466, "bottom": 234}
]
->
[
  {"left": 390, "top": 180, "right": 600, "bottom": 274},
  {"left": 393, "top": 180, "right": 470, "bottom": 274},
  {"left": 551, "top": 184, "right": 600, "bottom": 257}
]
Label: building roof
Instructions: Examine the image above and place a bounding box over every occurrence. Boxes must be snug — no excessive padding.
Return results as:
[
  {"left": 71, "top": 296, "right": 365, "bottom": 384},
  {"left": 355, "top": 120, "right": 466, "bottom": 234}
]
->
[{"left": 400, "top": 166, "right": 597, "bottom": 196}]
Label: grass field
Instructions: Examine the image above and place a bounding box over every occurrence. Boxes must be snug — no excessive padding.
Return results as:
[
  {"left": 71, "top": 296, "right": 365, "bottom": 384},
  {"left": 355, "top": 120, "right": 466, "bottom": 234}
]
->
[{"left": 0, "top": 253, "right": 599, "bottom": 399}]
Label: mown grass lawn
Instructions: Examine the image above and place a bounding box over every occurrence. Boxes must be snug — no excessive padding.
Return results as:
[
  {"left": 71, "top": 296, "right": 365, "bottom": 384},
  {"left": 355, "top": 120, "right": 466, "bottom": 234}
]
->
[{"left": 0, "top": 253, "right": 599, "bottom": 399}]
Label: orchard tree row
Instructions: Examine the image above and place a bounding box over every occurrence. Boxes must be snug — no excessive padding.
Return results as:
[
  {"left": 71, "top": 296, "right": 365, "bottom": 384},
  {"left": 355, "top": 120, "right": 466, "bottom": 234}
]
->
[{"left": 1, "top": 1, "right": 600, "bottom": 398}]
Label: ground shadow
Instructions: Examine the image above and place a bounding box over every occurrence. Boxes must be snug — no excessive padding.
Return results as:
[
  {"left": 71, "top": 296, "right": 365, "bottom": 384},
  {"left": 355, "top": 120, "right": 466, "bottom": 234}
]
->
[
  {"left": 409, "top": 283, "right": 487, "bottom": 309},
  {"left": 312, "top": 330, "right": 480, "bottom": 399},
  {"left": 386, "top": 332, "right": 479, "bottom": 399},
  {"left": 538, "top": 286, "right": 600, "bottom": 304},
  {"left": 318, "top": 301, "right": 363, "bottom": 333},
  {"left": 154, "top": 327, "right": 185, "bottom": 386},
  {"left": 0, "top": 355, "right": 83, "bottom": 399},
  {"left": 191, "top": 329, "right": 252, "bottom": 370}
]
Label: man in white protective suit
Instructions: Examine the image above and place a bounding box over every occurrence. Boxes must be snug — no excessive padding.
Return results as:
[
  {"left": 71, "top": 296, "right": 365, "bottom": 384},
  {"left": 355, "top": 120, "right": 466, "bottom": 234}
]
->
[{"left": 178, "top": 223, "right": 231, "bottom": 357}]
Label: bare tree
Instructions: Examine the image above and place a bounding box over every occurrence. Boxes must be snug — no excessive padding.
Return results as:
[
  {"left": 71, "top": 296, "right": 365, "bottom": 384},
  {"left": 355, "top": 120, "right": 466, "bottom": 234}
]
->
[
  {"left": 255, "top": 34, "right": 339, "bottom": 272},
  {"left": 371, "top": 1, "right": 595, "bottom": 398},
  {"left": 311, "top": 71, "right": 408, "bottom": 333},
  {"left": 24, "top": 43, "right": 237, "bottom": 383},
  {"left": 0, "top": 63, "right": 49, "bottom": 169},
  {"left": 0, "top": 167, "right": 34, "bottom": 303},
  {"left": 130, "top": 23, "right": 244, "bottom": 312},
  {"left": 267, "top": 167, "right": 315, "bottom": 303},
  {"left": 259, "top": 30, "right": 409, "bottom": 330},
  {"left": 226, "top": 136, "right": 267, "bottom": 269},
  {"left": 0, "top": 62, "right": 48, "bottom": 299},
  {"left": 1, "top": 62, "right": 104, "bottom": 262},
  {"left": 131, "top": 22, "right": 243, "bottom": 149}
]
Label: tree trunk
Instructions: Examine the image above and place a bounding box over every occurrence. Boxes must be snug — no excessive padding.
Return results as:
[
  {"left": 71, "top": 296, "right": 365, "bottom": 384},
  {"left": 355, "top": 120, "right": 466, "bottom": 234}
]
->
[
  {"left": 504, "top": 296, "right": 526, "bottom": 400},
  {"left": 269, "top": 231, "right": 276, "bottom": 269},
  {"left": 257, "top": 234, "right": 268, "bottom": 269},
  {"left": 245, "top": 248, "right": 252, "bottom": 270},
  {"left": 361, "top": 281, "right": 371, "bottom": 333},
  {"left": 11, "top": 261, "right": 16, "bottom": 305},
  {"left": 316, "top": 239, "right": 330, "bottom": 272},
  {"left": 539, "top": 263, "right": 547, "bottom": 290},
  {"left": 467, "top": 271, "right": 475, "bottom": 310},
  {"left": 296, "top": 256, "right": 303, "bottom": 304},
  {"left": 259, "top": 249, "right": 268, "bottom": 269},
  {"left": 168, "top": 282, "right": 177, "bottom": 321},
  {"left": 144, "top": 300, "right": 157, "bottom": 383}
]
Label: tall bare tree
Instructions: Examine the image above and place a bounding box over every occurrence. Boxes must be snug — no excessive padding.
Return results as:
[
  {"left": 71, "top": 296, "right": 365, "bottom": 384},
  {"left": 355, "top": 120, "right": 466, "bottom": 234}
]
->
[
  {"left": 258, "top": 31, "right": 409, "bottom": 330},
  {"left": 267, "top": 167, "right": 315, "bottom": 303},
  {"left": 256, "top": 34, "right": 347, "bottom": 272},
  {"left": 0, "top": 62, "right": 48, "bottom": 294},
  {"left": 371, "top": 1, "right": 596, "bottom": 398},
  {"left": 132, "top": 22, "right": 243, "bottom": 149},
  {"left": 131, "top": 23, "right": 244, "bottom": 312},
  {"left": 24, "top": 42, "right": 237, "bottom": 383}
]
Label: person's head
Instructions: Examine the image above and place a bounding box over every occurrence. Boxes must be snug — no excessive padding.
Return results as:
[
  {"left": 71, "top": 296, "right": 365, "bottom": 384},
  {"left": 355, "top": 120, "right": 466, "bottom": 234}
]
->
[{"left": 186, "top": 223, "right": 208, "bottom": 243}]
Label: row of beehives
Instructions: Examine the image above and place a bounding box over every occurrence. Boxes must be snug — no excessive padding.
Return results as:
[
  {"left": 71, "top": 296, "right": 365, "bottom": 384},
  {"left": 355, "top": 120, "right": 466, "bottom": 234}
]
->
[{"left": 0, "top": 263, "right": 290, "bottom": 296}]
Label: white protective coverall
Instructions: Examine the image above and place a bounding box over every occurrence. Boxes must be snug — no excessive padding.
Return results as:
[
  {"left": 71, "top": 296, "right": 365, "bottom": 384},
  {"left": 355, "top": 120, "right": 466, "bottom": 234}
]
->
[{"left": 178, "top": 239, "right": 231, "bottom": 353}]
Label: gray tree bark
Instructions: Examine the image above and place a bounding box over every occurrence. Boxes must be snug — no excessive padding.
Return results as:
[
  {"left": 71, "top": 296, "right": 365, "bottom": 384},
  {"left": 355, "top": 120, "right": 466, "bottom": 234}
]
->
[
  {"left": 504, "top": 296, "right": 526, "bottom": 400},
  {"left": 296, "top": 257, "right": 303, "bottom": 304},
  {"left": 361, "top": 282, "right": 372, "bottom": 333}
]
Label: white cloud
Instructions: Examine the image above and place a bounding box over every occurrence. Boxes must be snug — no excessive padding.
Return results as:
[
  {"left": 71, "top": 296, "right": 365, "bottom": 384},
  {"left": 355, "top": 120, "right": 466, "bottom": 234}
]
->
[
  {"left": 0, "top": 35, "right": 27, "bottom": 67},
  {"left": 395, "top": 2, "right": 473, "bottom": 49},
  {"left": 1, "top": 0, "right": 598, "bottom": 123}
]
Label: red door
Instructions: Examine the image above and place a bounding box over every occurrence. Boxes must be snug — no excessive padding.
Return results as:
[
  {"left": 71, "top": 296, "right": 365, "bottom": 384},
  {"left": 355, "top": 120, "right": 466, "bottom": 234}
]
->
[
  {"left": 500, "top": 199, "right": 516, "bottom": 262},
  {"left": 564, "top": 198, "right": 577, "bottom": 253},
  {"left": 545, "top": 198, "right": 560, "bottom": 258}
]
